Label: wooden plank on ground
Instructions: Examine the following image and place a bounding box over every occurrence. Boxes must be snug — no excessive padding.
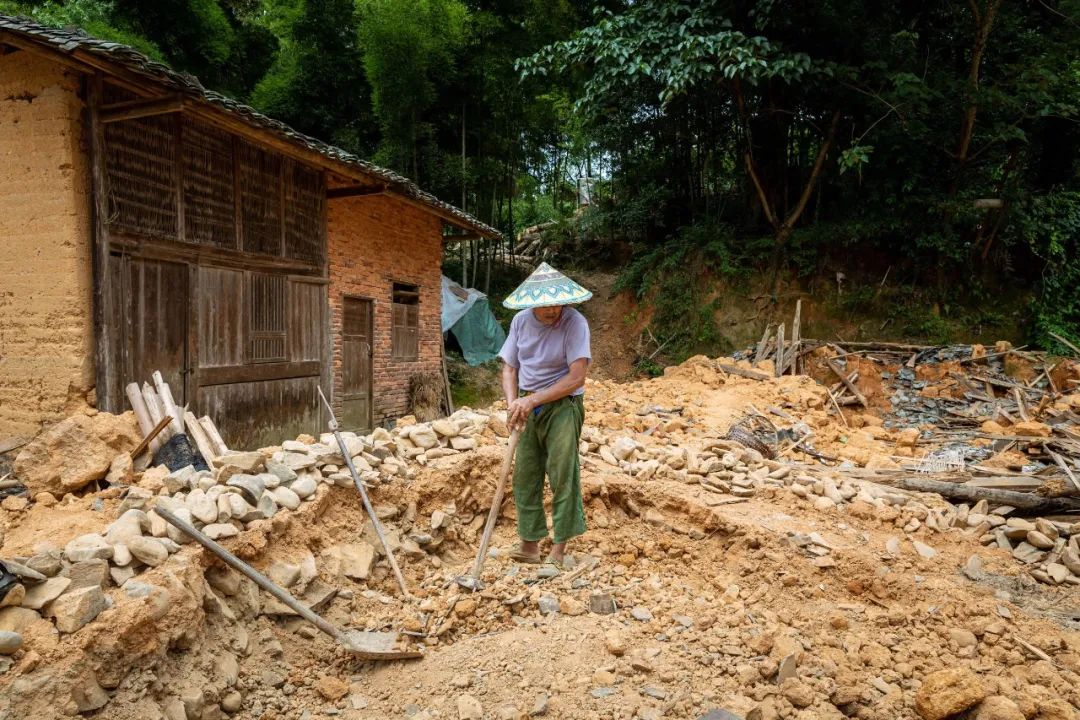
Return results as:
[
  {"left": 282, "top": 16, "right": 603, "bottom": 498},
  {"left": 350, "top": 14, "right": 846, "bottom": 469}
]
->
[
  {"left": 718, "top": 364, "right": 771, "bottom": 382},
  {"left": 826, "top": 358, "right": 867, "bottom": 407}
]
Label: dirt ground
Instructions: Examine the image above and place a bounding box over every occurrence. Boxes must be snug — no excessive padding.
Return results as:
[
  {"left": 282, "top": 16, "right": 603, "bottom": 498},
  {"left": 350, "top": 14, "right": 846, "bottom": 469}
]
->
[{"left": 1, "top": 358, "right": 1078, "bottom": 720}]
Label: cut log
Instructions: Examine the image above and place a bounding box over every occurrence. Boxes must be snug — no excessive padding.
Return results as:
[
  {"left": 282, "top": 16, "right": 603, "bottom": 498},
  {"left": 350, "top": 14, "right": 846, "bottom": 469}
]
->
[
  {"left": 199, "top": 416, "right": 229, "bottom": 456},
  {"left": 184, "top": 411, "right": 218, "bottom": 464},
  {"left": 752, "top": 325, "right": 771, "bottom": 368},
  {"left": 774, "top": 323, "right": 785, "bottom": 378},
  {"left": 152, "top": 371, "right": 185, "bottom": 435},
  {"left": 826, "top": 359, "right": 867, "bottom": 407},
  {"left": 141, "top": 383, "right": 171, "bottom": 443},
  {"left": 877, "top": 475, "right": 1080, "bottom": 513},
  {"left": 126, "top": 382, "right": 163, "bottom": 454},
  {"left": 718, "top": 364, "right": 771, "bottom": 381},
  {"left": 787, "top": 300, "right": 801, "bottom": 375}
]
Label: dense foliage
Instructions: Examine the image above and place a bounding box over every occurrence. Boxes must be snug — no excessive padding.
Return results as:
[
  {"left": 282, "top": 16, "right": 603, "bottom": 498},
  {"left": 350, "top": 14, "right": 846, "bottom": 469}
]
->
[{"left": 3, "top": 0, "right": 1078, "bottom": 351}]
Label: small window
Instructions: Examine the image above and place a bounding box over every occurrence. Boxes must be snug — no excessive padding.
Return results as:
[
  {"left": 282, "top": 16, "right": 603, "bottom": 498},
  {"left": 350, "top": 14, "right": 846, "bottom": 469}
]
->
[
  {"left": 248, "top": 273, "right": 287, "bottom": 362},
  {"left": 391, "top": 282, "right": 419, "bottom": 361}
]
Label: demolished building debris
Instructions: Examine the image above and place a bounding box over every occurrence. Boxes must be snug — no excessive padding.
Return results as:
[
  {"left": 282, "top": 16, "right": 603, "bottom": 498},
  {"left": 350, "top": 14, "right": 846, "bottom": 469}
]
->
[{"left": 0, "top": 339, "right": 1078, "bottom": 719}]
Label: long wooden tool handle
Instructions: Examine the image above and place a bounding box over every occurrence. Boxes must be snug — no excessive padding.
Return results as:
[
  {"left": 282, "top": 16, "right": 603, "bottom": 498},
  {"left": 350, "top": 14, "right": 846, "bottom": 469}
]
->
[
  {"left": 470, "top": 429, "right": 521, "bottom": 580},
  {"left": 334, "top": 427, "right": 412, "bottom": 600},
  {"left": 155, "top": 505, "right": 345, "bottom": 643}
]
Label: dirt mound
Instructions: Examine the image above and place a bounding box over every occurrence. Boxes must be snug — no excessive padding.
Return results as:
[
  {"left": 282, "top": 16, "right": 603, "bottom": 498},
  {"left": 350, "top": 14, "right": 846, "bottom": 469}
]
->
[{"left": 1, "top": 350, "right": 1079, "bottom": 720}]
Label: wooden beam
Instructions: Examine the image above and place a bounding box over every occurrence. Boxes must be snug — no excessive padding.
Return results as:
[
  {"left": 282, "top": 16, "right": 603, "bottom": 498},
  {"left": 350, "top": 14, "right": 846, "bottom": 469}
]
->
[
  {"left": 198, "top": 360, "right": 321, "bottom": 387},
  {"left": 88, "top": 74, "right": 117, "bottom": 412},
  {"left": 327, "top": 185, "right": 386, "bottom": 200},
  {"left": 101, "top": 94, "right": 185, "bottom": 123}
]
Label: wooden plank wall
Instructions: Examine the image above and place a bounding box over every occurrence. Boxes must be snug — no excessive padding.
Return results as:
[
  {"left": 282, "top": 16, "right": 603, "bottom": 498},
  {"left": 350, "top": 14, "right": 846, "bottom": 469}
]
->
[{"left": 93, "top": 78, "right": 331, "bottom": 449}]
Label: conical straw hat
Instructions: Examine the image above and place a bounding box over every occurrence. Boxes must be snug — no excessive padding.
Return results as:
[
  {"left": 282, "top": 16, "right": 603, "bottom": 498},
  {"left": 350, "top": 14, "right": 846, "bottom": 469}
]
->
[{"left": 503, "top": 262, "right": 593, "bottom": 309}]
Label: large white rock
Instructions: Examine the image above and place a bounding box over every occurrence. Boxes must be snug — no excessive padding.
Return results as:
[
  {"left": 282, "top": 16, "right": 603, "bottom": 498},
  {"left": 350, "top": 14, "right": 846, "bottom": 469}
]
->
[
  {"left": 408, "top": 425, "right": 440, "bottom": 450},
  {"left": 270, "top": 486, "right": 300, "bottom": 511},
  {"left": 289, "top": 475, "right": 318, "bottom": 500},
  {"left": 64, "top": 535, "right": 113, "bottom": 563},
  {"left": 128, "top": 537, "right": 169, "bottom": 567},
  {"left": 187, "top": 489, "right": 219, "bottom": 525},
  {"left": 48, "top": 586, "right": 107, "bottom": 633}
]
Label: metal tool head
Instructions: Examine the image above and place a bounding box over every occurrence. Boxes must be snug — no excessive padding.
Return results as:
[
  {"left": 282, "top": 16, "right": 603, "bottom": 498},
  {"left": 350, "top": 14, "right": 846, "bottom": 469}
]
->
[
  {"left": 454, "top": 575, "right": 483, "bottom": 592},
  {"left": 338, "top": 629, "right": 424, "bottom": 660}
]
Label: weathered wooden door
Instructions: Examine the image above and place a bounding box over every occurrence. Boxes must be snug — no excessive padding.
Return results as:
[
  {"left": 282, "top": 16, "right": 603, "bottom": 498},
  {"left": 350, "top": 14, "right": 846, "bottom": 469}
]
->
[
  {"left": 341, "top": 297, "right": 373, "bottom": 431},
  {"left": 120, "top": 257, "right": 189, "bottom": 402}
]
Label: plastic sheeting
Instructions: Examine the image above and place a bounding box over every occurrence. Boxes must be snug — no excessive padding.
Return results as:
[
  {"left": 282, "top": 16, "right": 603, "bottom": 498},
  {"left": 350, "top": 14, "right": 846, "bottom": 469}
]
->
[{"left": 441, "top": 276, "right": 507, "bottom": 366}]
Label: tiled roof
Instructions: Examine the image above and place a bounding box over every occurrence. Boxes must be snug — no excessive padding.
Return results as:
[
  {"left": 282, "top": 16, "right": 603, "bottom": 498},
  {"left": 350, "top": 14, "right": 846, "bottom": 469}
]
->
[{"left": 0, "top": 14, "right": 501, "bottom": 240}]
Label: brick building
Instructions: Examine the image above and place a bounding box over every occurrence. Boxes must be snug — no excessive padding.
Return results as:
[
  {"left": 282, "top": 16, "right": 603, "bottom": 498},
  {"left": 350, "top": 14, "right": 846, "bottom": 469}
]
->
[{"left": 0, "top": 17, "right": 499, "bottom": 448}]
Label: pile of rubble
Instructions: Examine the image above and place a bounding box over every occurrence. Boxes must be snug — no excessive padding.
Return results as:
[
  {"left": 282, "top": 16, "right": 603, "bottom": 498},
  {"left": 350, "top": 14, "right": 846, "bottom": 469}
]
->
[{"left": 1, "top": 342, "right": 1078, "bottom": 720}]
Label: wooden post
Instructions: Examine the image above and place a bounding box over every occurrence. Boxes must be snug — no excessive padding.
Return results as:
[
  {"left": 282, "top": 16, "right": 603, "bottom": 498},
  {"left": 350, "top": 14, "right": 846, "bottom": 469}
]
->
[
  {"left": 88, "top": 74, "right": 116, "bottom": 412},
  {"left": 126, "top": 382, "right": 163, "bottom": 454},
  {"left": 789, "top": 299, "right": 802, "bottom": 375},
  {"left": 752, "top": 325, "right": 771, "bottom": 368},
  {"left": 200, "top": 416, "right": 229, "bottom": 456},
  {"left": 153, "top": 371, "right": 185, "bottom": 435},
  {"left": 141, "top": 382, "right": 171, "bottom": 443},
  {"left": 774, "top": 324, "right": 785, "bottom": 378},
  {"left": 184, "top": 411, "right": 218, "bottom": 464}
]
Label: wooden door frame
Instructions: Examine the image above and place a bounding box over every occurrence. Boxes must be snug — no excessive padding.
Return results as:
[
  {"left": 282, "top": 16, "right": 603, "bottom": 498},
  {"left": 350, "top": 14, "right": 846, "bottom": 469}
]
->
[{"left": 340, "top": 293, "right": 374, "bottom": 431}]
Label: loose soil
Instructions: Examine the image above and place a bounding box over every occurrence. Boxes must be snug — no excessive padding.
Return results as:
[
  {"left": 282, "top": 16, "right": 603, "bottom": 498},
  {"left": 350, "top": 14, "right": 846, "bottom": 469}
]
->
[{"left": 1, "top": 358, "right": 1078, "bottom": 720}]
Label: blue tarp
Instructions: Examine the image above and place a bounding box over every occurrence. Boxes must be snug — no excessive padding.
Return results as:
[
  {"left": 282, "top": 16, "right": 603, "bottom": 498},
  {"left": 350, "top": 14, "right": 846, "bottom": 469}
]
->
[{"left": 441, "top": 276, "right": 506, "bottom": 366}]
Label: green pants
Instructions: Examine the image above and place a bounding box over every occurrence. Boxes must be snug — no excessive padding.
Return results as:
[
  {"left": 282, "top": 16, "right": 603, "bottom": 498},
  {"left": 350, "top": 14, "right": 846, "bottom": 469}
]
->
[{"left": 513, "top": 394, "right": 587, "bottom": 544}]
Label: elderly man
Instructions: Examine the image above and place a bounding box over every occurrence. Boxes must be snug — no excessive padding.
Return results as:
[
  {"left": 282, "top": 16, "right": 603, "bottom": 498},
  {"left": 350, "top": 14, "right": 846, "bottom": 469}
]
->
[{"left": 498, "top": 263, "right": 592, "bottom": 568}]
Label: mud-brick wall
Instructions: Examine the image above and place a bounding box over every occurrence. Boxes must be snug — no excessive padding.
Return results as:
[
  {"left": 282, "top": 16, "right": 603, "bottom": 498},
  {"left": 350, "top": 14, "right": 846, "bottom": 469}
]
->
[
  {"left": 327, "top": 193, "right": 444, "bottom": 427},
  {"left": 0, "top": 52, "right": 94, "bottom": 438}
]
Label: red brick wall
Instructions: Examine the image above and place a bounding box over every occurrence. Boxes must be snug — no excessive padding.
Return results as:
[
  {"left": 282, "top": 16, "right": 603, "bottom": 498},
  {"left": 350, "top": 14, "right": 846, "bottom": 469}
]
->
[{"left": 327, "top": 194, "right": 444, "bottom": 427}]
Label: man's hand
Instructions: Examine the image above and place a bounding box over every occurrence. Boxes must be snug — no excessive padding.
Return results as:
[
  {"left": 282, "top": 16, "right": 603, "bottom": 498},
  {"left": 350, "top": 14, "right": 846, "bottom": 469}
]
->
[{"left": 506, "top": 395, "right": 537, "bottom": 431}]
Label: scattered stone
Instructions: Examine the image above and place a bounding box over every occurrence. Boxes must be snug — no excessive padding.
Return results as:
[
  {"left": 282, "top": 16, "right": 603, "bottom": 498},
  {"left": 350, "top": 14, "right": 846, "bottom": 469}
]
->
[
  {"left": 64, "top": 559, "right": 109, "bottom": 590},
  {"left": 226, "top": 475, "right": 266, "bottom": 505},
  {"left": 128, "top": 536, "right": 169, "bottom": 567},
  {"left": 0, "top": 630, "right": 22, "bottom": 655},
  {"left": 1026, "top": 531, "right": 1054, "bottom": 549},
  {"left": 0, "top": 584, "right": 25, "bottom": 609},
  {"left": 537, "top": 595, "right": 560, "bottom": 615},
  {"left": 20, "top": 577, "right": 71, "bottom": 610},
  {"left": 48, "top": 586, "right": 108, "bottom": 633},
  {"left": 221, "top": 691, "right": 243, "bottom": 714},
  {"left": 780, "top": 679, "right": 814, "bottom": 708},
  {"left": 531, "top": 693, "right": 549, "bottom": 716},
  {"left": 335, "top": 543, "right": 376, "bottom": 580},
  {"left": 605, "top": 633, "right": 626, "bottom": 656},
  {"left": 915, "top": 668, "right": 987, "bottom": 720},
  {"left": 201, "top": 569, "right": 241, "bottom": 601},
  {"left": 631, "top": 606, "right": 653, "bottom": 622},
  {"left": 204, "top": 523, "right": 240, "bottom": 540},
  {"left": 64, "top": 534, "right": 113, "bottom": 563},
  {"left": 217, "top": 452, "right": 265, "bottom": 473},
  {"left": 589, "top": 592, "right": 616, "bottom": 614},
  {"left": 290, "top": 475, "right": 318, "bottom": 500},
  {"left": 912, "top": 540, "right": 937, "bottom": 559},
  {"left": 25, "top": 553, "right": 62, "bottom": 578},
  {"left": 973, "top": 696, "right": 1025, "bottom": 720},
  {"left": 270, "top": 486, "right": 301, "bottom": 511},
  {"left": 314, "top": 675, "right": 349, "bottom": 701},
  {"left": 268, "top": 562, "right": 301, "bottom": 588},
  {"left": 698, "top": 711, "right": 743, "bottom": 720},
  {"left": 457, "top": 694, "right": 483, "bottom": 720},
  {"left": 71, "top": 675, "right": 111, "bottom": 713}
]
